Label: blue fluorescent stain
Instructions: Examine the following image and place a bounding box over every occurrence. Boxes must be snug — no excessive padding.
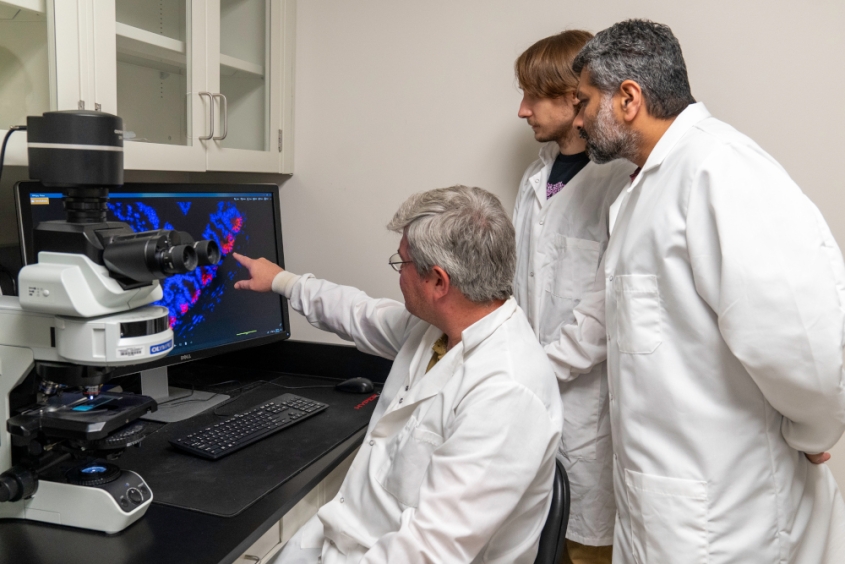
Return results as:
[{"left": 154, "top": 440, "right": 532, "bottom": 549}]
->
[
  {"left": 108, "top": 202, "right": 161, "bottom": 231},
  {"left": 113, "top": 201, "right": 244, "bottom": 335},
  {"left": 177, "top": 202, "right": 192, "bottom": 215}
]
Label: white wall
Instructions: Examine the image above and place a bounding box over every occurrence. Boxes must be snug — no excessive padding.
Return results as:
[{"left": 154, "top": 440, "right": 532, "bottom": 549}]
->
[{"left": 283, "top": 0, "right": 845, "bottom": 490}]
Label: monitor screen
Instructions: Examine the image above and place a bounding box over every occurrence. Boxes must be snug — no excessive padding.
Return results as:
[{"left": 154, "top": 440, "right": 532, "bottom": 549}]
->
[{"left": 15, "top": 182, "right": 291, "bottom": 370}]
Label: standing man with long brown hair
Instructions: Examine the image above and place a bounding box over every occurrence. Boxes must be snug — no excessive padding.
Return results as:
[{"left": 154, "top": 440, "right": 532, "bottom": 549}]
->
[{"left": 513, "top": 30, "right": 636, "bottom": 564}]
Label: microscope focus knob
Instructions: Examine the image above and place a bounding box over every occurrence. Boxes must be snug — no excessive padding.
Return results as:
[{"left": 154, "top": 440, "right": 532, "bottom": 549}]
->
[
  {"left": 127, "top": 487, "right": 143, "bottom": 504},
  {"left": 0, "top": 467, "right": 38, "bottom": 502}
]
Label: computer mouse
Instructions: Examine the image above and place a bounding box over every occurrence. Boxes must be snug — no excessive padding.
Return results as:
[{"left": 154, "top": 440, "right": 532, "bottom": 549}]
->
[{"left": 335, "top": 377, "right": 375, "bottom": 394}]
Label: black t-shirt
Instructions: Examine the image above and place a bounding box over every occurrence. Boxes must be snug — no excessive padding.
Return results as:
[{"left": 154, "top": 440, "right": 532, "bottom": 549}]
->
[{"left": 546, "top": 151, "right": 590, "bottom": 199}]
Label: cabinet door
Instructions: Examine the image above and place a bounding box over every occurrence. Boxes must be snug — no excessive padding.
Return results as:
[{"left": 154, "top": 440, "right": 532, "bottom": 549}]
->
[
  {"left": 0, "top": 0, "right": 79, "bottom": 166},
  {"left": 111, "top": 0, "right": 208, "bottom": 171},
  {"left": 205, "top": 0, "right": 294, "bottom": 173}
]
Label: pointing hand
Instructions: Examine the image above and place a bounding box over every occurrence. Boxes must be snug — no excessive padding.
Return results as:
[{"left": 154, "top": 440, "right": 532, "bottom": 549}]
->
[{"left": 233, "top": 252, "right": 283, "bottom": 292}]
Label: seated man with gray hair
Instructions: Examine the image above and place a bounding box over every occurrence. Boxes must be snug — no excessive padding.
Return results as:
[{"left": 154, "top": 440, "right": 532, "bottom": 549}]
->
[{"left": 233, "top": 185, "right": 562, "bottom": 564}]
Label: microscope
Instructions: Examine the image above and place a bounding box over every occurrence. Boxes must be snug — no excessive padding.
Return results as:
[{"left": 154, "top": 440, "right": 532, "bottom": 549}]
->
[{"left": 0, "top": 110, "right": 220, "bottom": 533}]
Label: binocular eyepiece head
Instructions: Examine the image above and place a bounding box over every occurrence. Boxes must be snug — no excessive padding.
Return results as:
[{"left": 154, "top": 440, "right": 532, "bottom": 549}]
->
[
  {"left": 155, "top": 240, "right": 221, "bottom": 275},
  {"left": 102, "top": 230, "right": 221, "bottom": 285}
]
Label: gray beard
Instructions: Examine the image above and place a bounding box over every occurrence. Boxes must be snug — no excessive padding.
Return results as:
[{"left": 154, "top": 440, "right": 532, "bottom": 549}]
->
[{"left": 581, "top": 96, "right": 640, "bottom": 164}]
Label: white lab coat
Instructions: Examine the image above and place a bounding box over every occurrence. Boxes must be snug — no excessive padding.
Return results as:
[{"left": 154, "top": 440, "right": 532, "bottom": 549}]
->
[
  {"left": 272, "top": 275, "right": 562, "bottom": 564},
  {"left": 605, "top": 102, "right": 845, "bottom": 563},
  {"left": 513, "top": 142, "right": 635, "bottom": 546}
]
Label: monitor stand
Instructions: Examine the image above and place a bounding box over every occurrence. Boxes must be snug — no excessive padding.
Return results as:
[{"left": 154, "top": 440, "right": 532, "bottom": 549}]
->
[{"left": 139, "top": 366, "right": 230, "bottom": 423}]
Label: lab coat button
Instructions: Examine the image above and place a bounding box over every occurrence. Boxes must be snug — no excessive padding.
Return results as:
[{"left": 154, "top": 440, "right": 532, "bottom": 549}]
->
[
  {"left": 398, "top": 398, "right": 403, "bottom": 404},
  {"left": 539, "top": 219, "right": 544, "bottom": 225},
  {"left": 369, "top": 439, "right": 375, "bottom": 446},
  {"left": 609, "top": 275, "right": 614, "bottom": 281},
  {"left": 405, "top": 386, "right": 409, "bottom": 391},
  {"left": 340, "top": 497, "right": 344, "bottom": 503},
  {"left": 529, "top": 272, "right": 534, "bottom": 277}
]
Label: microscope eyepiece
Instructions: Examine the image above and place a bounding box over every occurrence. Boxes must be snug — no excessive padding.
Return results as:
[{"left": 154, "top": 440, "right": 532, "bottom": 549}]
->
[
  {"left": 192, "top": 240, "right": 221, "bottom": 267},
  {"left": 160, "top": 244, "right": 198, "bottom": 274}
]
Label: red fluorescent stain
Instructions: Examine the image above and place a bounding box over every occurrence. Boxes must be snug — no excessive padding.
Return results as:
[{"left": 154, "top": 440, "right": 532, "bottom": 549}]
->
[
  {"left": 201, "top": 271, "right": 213, "bottom": 285},
  {"left": 180, "top": 303, "right": 189, "bottom": 314},
  {"left": 231, "top": 217, "right": 243, "bottom": 233},
  {"left": 221, "top": 234, "right": 235, "bottom": 254}
]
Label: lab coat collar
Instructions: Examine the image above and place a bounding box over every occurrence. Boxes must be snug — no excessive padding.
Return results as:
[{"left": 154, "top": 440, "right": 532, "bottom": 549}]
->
[
  {"left": 530, "top": 142, "right": 560, "bottom": 204},
  {"left": 607, "top": 103, "right": 711, "bottom": 270},
  {"left": 538, "top": 141, "right": 560, "bottom": 168},
  {"left": 410, "top": 297, "right": 517, "bottom": 401},
  {"left": 384, "top": 298, "right": 518, "bottom": 414},
  {"left": 628, "top": 102, "right": 711, "bottom": 192},
  {"left": 460, "top": 296, "right": 518, "bottom": 354}
]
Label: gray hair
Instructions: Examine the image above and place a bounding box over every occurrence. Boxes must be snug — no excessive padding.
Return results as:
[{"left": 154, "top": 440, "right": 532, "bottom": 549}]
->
[
  {"left": 387, "top": 185, "right": 515, "bottom": 303},
  {"left": 573, "top": 19, "right": 695, "bottom": 119}
]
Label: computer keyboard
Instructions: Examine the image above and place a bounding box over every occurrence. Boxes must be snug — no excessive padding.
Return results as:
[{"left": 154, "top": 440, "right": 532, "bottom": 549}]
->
[{"left": 169, "top": 393, "right": 328, "bottom": 460}]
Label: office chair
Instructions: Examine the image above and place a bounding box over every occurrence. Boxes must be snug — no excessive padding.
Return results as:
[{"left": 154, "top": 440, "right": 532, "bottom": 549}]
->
[{"left": 534, "top": 458, "right": 571, "bottom": 564}]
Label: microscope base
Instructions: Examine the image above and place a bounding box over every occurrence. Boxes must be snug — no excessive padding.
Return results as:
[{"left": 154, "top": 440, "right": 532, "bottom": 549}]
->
[{"left": 0, "top": 470, "right": 152, "bottom": 534}]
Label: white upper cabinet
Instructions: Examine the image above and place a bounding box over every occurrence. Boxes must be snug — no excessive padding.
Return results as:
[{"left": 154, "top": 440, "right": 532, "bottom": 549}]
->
[
  {"left": 113, "top": 0, "right": 295, "bottom": 173},
  {"left": 205, "top": 0, "right": 294, "bottom": 173},
  {"left": 0, "top": 0, "right": 295, "bottom": 173},
  {"left": 0, "top": 0, "right": 102, "bottom": 164},
  {"left": 0, "top": 1, "right": 51, "bottom": 134},
  {"left": 109, "top": 0, "right": 208, "bottom": 171}
]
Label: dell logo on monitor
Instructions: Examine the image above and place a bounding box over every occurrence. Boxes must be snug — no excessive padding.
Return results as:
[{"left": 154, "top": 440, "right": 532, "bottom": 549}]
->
[{"left": 180, "top": 354, "right": 192, "bottom": 361}]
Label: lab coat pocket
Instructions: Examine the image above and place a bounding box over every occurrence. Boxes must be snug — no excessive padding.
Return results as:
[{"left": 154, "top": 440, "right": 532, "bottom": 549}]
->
[
  {"left": 615, "top": 275, "right": 662, "bottom": 354},
  {"left": 625, "top": 469, "right": 709, "bottom": 564},
  {"left": 379, "top": 426, "right": 444, "bottom": 508},
  {"left": 549, "top": 236, "right": 601, "bottom": 299}
]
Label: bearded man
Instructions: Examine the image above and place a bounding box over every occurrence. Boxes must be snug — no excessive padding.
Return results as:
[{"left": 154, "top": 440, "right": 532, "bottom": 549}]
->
[{"left": 572, "top": 19, "right": 845, "bottom": 564}]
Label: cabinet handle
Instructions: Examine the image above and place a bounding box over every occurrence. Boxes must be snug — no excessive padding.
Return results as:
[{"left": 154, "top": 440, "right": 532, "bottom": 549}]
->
[
  {"left": 212, "top": 93, "right": 228, "bottom": 141},
  {"left": 198, "top": 92, "right": 214, "bottom": 140}
]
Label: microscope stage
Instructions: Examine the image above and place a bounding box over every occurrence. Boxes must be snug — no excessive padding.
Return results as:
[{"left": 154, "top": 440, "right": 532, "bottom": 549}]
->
[{"left": 8, "top": 392, "right": 157, "bottom": 442}]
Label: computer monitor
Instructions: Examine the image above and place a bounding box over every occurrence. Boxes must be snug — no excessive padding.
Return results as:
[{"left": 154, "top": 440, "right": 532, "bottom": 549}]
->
[{"left": 15, "top": 182, "right": 291, "bottom": 422}]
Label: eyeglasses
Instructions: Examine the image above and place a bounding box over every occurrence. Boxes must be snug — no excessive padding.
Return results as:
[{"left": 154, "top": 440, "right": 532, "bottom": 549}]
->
[{"left": 388, "top": 253, "right": 414, "bottom": 272}]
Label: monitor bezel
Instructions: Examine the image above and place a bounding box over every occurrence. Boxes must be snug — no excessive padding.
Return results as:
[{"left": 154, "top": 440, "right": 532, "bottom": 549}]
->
[{"left": 15, "top": 181, "right": 291, "bottom": 374}]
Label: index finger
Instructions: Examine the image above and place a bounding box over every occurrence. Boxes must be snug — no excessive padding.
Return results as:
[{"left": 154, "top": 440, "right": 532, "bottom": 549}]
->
[{"left": 232, "top": 252, "right": 252, "bottom": 267}]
